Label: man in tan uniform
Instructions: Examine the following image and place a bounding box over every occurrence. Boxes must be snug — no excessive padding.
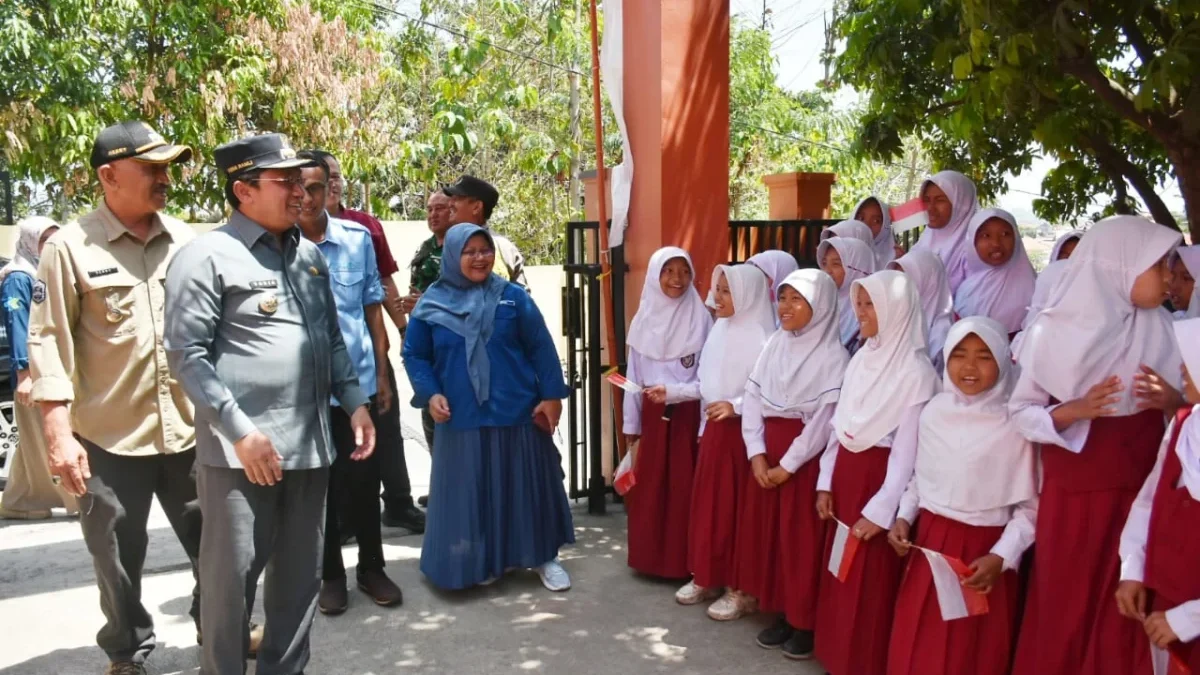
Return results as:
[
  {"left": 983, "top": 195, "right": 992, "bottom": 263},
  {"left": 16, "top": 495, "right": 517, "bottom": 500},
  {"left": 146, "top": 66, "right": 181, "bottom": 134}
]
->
[{"left": 29, "top": 121, "right": 207, "bottom": 675}]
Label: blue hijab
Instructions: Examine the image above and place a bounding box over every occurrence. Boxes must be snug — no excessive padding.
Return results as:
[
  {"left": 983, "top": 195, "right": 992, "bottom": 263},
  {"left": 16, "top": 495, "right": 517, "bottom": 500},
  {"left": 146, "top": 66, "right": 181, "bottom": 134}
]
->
[{"left": 412, "top": 223, "right": 510, "bottom": 404}]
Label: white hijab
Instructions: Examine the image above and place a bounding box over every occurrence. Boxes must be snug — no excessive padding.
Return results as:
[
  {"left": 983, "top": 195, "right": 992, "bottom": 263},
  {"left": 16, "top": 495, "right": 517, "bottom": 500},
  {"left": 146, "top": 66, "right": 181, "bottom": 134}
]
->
[
  {"left": 888, "top": 248, "right": 953, "bottom": 365},
  {"left": 1019, "top": 215, "right": 1182, "bottom": 415},
  {"left": 746, "top": 250, "right": 800, "bottom": 322},
  {"left": 913, "top": 170, "right": 979, "bottom": 293},
  {"left": 834, "top": 270, "right": 939, "bottom": 452},
  {"left": 1050, "top": 230, "right": 1084, "bottom": 263},
  {"left": 746, "top": 269, "right": 848, "bottom": 414},
  {"left": 817, "top": 237, "right": 877, "bottom": 347},
  {"left": 854, "top": 195, "right": 896, "bottom": 268},
  {"left": 0, "top": 216, "right": 58, "bottom": 284},
  {"left": 820, "top": 219, "right": 875, "bottom": 249},
  {"left": 1171, "top": 318, "right": 1200, "bottom": 500},
  {"left": 1011, "top": 259, "right": 1069, "bottom": 357},
  {"left": 916, "top": 317, "right": 1037, "bottom": 512},
  {"left": 1172, "top": 246, "right": 1200, "bottom": 319},
  {"left": 953, "top": 208, "right": 1037, "bottom": 333},
  {"left": 698, "top": 264, "right": 776, "bottom": 404},
  {"left": 627, "top": 246, "right": 712, "bottom": 361}
]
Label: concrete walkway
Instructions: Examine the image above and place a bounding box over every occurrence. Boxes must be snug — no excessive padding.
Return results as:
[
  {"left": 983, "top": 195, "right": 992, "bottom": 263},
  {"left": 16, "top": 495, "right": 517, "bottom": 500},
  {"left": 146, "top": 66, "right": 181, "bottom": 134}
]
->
[{"left": 0, "top": 502, "right": 825, "bottom": 675}]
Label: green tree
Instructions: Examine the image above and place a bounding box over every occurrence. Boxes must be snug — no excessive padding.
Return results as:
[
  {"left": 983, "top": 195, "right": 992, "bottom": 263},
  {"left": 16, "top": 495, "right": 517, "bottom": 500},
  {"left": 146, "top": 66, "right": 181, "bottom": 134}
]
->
[{"left": 834, "top": 0, "right": 1198, "bottom": 237}]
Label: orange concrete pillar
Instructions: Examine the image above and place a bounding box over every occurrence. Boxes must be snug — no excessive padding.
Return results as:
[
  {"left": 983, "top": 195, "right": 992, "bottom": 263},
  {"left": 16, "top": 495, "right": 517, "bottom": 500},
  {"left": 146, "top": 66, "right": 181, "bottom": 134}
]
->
[
  {"left": 763, "top": 171, "right": 838, "bottom": 219},
  {"left": 618, "top": 0, "right": 731, "bottom": 319}
]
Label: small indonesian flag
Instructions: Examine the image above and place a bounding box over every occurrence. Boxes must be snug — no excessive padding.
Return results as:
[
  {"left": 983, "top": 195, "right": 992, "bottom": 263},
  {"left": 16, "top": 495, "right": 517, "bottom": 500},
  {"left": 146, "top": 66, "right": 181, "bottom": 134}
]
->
[
  {"left": 605, "top": 368, "right": 643, "bottom": 393},
  {"left": 890, "top": 197, "right": 929, "bottom": 233},
  {"left": 827, "top": 519, "right": 862, "bottom": 582},
  {"left": 919, "top": 547, "right": 989, "bottom": 621},
  {"left": 614, "top": 446, "right": 637, "bottom": 495}
]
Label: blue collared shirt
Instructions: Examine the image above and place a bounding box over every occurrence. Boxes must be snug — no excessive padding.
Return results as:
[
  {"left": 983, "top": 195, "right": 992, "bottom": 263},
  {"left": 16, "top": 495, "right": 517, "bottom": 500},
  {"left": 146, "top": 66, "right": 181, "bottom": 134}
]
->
[{"left": 314, "top": 215, "right": 385, "bottom": 402}]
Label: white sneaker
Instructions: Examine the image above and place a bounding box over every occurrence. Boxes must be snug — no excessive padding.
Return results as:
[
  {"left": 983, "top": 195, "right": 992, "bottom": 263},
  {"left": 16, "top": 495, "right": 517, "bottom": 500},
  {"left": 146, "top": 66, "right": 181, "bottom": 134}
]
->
[
  {"left": 675, "top": 579, "right": 721, "bottom": 605},
  {"left": 537, "top": 559, "right": 571, "bottom": 591},
  {"left": 706, "top": 589, "right": 756, "bottom": 621}
]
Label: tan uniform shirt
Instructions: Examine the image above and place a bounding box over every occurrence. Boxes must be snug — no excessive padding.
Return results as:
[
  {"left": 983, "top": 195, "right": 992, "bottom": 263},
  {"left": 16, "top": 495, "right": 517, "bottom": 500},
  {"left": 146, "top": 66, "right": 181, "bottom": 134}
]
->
[{"left": 28, "top": 202, "right": 196, "bottom": 456}]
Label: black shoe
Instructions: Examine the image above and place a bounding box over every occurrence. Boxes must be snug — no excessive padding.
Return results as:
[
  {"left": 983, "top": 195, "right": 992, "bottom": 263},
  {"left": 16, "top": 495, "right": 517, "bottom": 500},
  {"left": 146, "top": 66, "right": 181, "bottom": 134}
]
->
[
  {"left": 417, "top": 494, "right": 429, "bottom": 507},
  {"left": 381, "top": 504, "right": 426, "bottom": 533},
  {"left": 357, "top": 569, "right": 404, "bottom": 607},
  {"left": 756, "top": 616, "right": 794, "bottom": 649},
  {"left": 319, "top": 579, "right": 349, "bottom": 615},
  {"left": 782, "top": 629, "right": 815, "bottom": 660}
]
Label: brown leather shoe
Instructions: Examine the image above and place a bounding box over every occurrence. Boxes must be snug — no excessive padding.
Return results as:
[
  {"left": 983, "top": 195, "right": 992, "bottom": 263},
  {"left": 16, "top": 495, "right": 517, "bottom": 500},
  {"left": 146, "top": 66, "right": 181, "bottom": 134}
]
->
[
  {"left": 357, "top": 569, "right": 403, "bottom": 607},
  {"left": 318, "top": 579, "right": 349, "bottom": 615}
]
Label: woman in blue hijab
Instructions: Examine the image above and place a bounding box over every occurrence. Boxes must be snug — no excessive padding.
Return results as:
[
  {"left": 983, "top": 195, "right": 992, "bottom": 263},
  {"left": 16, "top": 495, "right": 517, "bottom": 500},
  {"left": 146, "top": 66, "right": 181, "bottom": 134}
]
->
[{"left": 403, "top": 223, "right": 574, "bottom": 591}]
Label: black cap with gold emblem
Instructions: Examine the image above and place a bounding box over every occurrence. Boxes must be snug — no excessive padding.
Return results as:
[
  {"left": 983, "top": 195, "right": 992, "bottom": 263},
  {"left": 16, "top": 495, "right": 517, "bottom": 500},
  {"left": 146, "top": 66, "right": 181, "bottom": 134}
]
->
[
  {"left": 89, "top": 120, "right": 193, "bottom": 169},
  {"left": 213, "top": 133, "right": 317, "bottom": 181}
]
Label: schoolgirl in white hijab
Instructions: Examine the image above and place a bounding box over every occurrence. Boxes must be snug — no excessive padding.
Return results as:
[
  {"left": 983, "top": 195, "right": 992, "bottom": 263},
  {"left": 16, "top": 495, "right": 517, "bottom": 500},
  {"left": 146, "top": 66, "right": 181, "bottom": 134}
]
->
[
  {"left": 913, "top": 170, "right": 980, "bottom": 293},
  {"left": 746, "top": 250, "right": 799, "bottom": 322},
  {"left": 736, "top": 269, "right": 849, "bottom": 653},
  {"left": 1170, "top": 246, "right": 1200, "bottom": 319},
  {"left": 953, "top": 208, "right": 1037, "bottom": 335},
  {"left": 670, "top": 264, "right": 775, "bottom": 617},
  {"left": 813, "top": 270, "right": 939, "bottom": 675},
  {"left": 1010, "top": 258, "right": 1069, "bottom": 358},
  {"left": 853, "top": 195, "right": 897, "bottom": 268},
  {"left": 1008, "top": 215, "right": 1184, "bottom": 675},
  {"left": 622, "top": 246, "right": 713, "bottom": 579},
  {"left": 887, "top": 248, "right": 954, "bottom": 371},
  {"left": 888, "top": 317, "right": 1037, "bottom": 675},
  {"left": 817, "top": 237, "right": 877, "bottom": 349},
  {"left": 820, "top": 219, "right": 875, "bottom": 249},
  {"left": 1118, "top": 317, "right": 1200, "bottom": 674},
  {"left": 1050, "top": 229, "right": 1084, "bottom": 263}
]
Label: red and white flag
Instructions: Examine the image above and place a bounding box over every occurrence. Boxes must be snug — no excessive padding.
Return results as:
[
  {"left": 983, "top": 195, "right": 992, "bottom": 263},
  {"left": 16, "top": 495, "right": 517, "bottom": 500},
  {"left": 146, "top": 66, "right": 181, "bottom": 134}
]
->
[
  {"left": 604, "top": 368, "right": 643, "bottom": 394},
  {"left": 614, "top": 447, "right": 637, "bottom": 495},
  {"left": 890, "top": 197, "right": 929, "bottom": 233},
  {"left": 918, "top": 547, "right": 989, "bottom": 621},
  {"left": 827, "top": 519, "right": 861, "bottom": 582}
]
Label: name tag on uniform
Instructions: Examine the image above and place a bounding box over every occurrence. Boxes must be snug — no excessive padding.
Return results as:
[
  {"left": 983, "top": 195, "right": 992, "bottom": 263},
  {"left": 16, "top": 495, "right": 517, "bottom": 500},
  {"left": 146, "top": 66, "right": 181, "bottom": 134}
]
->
[
  {"left": 498, "top": 299, "right": 516, "bottom": 306},
  {"left": 249, "top": 279, "right": 278, "bottom": 289},
  {"left": 88, "top": 267, "right": 118, "bottom": 279}
]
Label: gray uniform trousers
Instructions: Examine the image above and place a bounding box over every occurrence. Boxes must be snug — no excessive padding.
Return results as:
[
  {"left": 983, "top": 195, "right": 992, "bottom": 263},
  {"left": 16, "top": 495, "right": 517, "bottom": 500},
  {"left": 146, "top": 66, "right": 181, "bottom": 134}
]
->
[
  {"left": 78, "top": 440, "right": 201, "bottom": 665},
  {"left": 197, "top": 465, "right": 328, "bottom": 675}
]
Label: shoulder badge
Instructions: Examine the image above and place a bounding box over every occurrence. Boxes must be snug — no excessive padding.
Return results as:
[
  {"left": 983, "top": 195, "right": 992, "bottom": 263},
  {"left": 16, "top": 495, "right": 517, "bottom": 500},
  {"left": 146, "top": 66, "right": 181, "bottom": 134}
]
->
[
  {"left": 32, "top": 280, "right": 46, "bottom": 304},
  {"left": 680, "top": 353, "right": 696, "bottom": 369}
]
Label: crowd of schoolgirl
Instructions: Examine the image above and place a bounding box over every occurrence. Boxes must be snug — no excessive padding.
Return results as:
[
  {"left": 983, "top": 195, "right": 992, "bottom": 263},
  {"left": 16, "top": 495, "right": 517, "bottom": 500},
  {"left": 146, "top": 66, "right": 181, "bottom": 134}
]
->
[{"left": 620, "top": 169, "right": 1200, "bottom": 675}]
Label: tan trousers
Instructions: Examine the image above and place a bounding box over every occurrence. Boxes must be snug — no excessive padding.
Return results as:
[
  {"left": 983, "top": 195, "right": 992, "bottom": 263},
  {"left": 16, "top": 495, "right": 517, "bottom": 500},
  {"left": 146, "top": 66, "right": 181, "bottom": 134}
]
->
[{"left": 1, "top": 400, "right": 77, "bottom": 513}]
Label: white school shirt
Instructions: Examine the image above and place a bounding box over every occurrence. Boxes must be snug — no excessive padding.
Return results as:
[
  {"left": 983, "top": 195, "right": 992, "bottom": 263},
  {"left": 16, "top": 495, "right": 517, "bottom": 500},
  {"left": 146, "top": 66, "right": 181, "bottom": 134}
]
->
[
  {"left": 1008, "top": 368, "right": 1091, "bottom": 454},
  {"left": 896, "top": 479, "right": 1038, "bottom": 571},
  {"left": 1119, "top": 420, "right": 1200, "bottom": 644},
  {"left": 622, "top": 347, "right": 701, "bottom": 435},
  {"left": 664, "top": 380, "right": 736, "bottom": 436},
  {"left": 816, "top": 403, "right": 924, "bottom": 530},
  {"left": 741, "top": 392, "right": 836, "bottom": 474}
]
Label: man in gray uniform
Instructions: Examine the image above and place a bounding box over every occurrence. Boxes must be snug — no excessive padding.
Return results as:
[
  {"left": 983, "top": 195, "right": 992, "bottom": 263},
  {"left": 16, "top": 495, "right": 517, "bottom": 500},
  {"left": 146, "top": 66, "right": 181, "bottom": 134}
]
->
[{"left": 164, "top": 133, "right": 375, "bottom": 675}]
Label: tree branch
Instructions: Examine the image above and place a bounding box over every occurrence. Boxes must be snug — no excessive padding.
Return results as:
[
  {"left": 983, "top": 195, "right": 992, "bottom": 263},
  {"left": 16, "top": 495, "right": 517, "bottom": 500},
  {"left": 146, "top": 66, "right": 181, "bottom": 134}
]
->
[
  {"left": 1140, "top": 4, "right": 1176, "bottom": 44},
  {"left": 1059, "top": 54, "right": 1177, "bottom": 144},
  {"left": 1120, "top": 18, "right": 1155, "bottom": 66},
  {"left": 1084, "top": 132, "right": 1178, "bottom": 230}
]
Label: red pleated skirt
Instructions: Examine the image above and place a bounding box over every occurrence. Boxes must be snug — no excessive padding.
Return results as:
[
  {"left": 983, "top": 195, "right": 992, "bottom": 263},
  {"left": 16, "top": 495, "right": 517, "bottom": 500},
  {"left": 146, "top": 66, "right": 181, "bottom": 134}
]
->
[
  {"left": 887, "top": 510, "right": 1019, "bottom": 675},
  {"left": 780, "top": 442, "right": 827, "bottom": 629},
  {"left": 1013, "top": 411, "right": 1163, "bottom": 675},
  {"left": 814, "top": 444, "right": 904, "bottom": 675},
  {"left": 732, "top": 417, "right": 803, "bottom": 613},
  {"left": 687, "top": 416, "right": 749, "bottom": 589},
  {"left": 625, "top": 399, "right": 702, "bottom": 578}
]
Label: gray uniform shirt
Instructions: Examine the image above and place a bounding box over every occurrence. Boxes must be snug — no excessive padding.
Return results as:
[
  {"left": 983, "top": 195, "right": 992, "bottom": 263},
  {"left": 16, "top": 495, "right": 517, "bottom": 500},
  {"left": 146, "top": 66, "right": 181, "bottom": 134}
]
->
[{"left": 164, "top": 211, "right": 368, "bottom": 470}]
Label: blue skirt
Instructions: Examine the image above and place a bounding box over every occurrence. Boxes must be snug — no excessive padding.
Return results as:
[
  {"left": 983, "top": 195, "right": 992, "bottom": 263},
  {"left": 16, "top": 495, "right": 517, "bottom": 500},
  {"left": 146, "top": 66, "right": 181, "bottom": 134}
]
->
[{"left": 420, "top": 423, "right": 576, "bottom": 590}]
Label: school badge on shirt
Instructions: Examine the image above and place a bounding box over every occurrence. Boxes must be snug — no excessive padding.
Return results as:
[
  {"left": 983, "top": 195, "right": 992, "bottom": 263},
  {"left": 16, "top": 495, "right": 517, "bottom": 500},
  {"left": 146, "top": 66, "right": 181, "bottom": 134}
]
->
[
  {"left": 31, "top": 280, "right": 46, "bottom": 304},
  {"left": 680, "top": 354, "right": 696, "bottom": 369}
]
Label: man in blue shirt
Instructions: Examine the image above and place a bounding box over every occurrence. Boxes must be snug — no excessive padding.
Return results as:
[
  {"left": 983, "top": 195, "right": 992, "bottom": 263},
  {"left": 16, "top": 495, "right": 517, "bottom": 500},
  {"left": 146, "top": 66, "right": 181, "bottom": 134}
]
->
[{"left": 295, "top": 154, "right": 404, "bottom": 614}]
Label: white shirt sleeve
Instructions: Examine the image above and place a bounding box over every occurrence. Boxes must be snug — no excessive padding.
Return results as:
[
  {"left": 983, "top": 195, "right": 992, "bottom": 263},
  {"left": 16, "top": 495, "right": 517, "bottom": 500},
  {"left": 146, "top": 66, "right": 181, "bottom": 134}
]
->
[
  {"left": 780, "top": 403, "right": 836, "bottom": 473},
  {"left": 665, "top": 381, "right": 702, "bottom": 404},
  {"left": 861, "top": 404, "right": 924, "bottom": 530},
  {"left": 991, "top": 497, "right": 1039, "bottom": 571},
  {"left": 622, "top": 350, "right": 643, "bottom": 436},
  {"left": 729, "top": 392, "right": 746, "bottom": 416},
  {"left": 742, "top": 390, "right": 767, "bottom": 459},
  {"left": 1009, "top": 369, "right": 1089, "bottom": 453},
  {"left": 817, "top": 425, "right": 840, "bottom": 492},
  {"left": 896, "top": 475, "right": 919, "bottom": 525},
  {"left": 1166, "top": 601, "right": 1200, "bottom": 644},
  {"left": 1119, "top": 423, "right": 1173, "bottom": 583}
]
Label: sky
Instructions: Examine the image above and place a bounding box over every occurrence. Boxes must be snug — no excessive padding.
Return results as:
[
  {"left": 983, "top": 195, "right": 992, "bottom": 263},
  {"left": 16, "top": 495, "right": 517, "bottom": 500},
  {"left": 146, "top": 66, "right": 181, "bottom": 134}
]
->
[{"left": 730, "top": 0, "right": 1185, "bottom": 225}]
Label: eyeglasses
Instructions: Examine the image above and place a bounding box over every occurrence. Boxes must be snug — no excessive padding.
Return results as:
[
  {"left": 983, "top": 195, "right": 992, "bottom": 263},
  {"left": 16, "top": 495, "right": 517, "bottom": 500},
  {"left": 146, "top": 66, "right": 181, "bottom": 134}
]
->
[{"left": 461, "top": 248, "right": 496, "bottom": 260}]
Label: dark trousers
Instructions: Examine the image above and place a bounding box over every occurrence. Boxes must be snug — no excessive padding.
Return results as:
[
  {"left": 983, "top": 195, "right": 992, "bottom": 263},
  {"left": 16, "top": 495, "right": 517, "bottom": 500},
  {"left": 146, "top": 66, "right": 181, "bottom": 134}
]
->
[
  {"left": 78, "top": 440, "right": 201, "bottom": 664},
  {"left": 377, "top": 363, "right": 414, "bottom": 513},
  {"left": 324, "top": 400, "right": 385, "bottom": 580}
]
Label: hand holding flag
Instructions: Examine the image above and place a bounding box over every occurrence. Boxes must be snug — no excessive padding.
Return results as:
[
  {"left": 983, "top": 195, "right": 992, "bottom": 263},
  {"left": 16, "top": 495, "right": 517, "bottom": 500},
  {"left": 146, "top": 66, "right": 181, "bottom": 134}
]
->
[
  {"left": 605, "top": 367, "right": 644, "bottom": 394},
  {"left": 890, "top": 197, "right": 929, "bottom": 233},
  {"left": 916, "top": 546, "right": 990, "bottom": 621},
  {"left": 827, "top": 519, "right": 862, "bottom": 582}
]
